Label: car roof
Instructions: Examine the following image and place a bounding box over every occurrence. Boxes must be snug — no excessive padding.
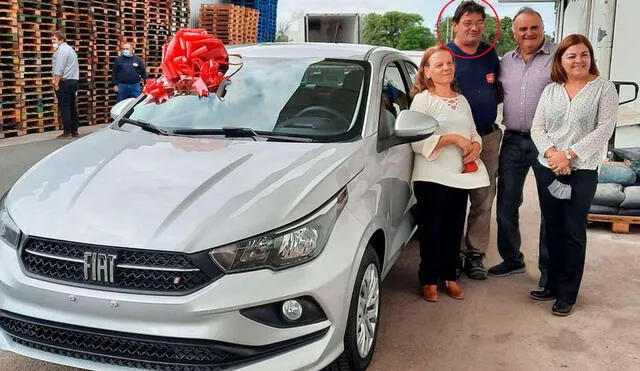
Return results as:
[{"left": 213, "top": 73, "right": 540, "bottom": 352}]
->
[{"left": 226, "top": 42, "right": 396, "bottom": 61}]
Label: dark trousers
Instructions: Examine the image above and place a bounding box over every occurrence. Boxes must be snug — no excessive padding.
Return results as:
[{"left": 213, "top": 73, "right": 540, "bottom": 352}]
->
[
  {"left": 535, "top": 167, "right": 598, "bottom": 305},
  {"left": 57, "top": 79, "right": 79, "bottom": 134},
  {"left": 496, "top": 134, "right": 548, "bottom": 286},
  {"left": 414, "top": 181, "right": 469, "bottom": 285}
]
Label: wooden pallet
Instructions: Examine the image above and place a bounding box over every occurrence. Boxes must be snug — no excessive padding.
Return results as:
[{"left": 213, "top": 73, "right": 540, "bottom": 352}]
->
[{"left": 588, "top": 214, "right": 640, "bottom": 234}]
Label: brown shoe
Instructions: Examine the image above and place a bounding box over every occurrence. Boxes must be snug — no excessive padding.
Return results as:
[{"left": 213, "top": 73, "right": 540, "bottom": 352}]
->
[
  {"left": 72, "top": 131, "right": 79, "bottom": 137},
  {"left": 422, "top": 285, "right": 438, "bottom": 302},
  {"left": 444, "top": 281, "right": 465, "bottom": 300},
  {"left": 57, "top": 133, "right": 72, "bottom": 139}
]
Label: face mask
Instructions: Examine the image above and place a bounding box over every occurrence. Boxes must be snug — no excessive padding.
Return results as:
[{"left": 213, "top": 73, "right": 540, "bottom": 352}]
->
[
  {"left": 122, "top": 50, "right": 131, "bottom": 57},
  {"left": 52, "top": 42, "right": 59, "bottom": 49}
]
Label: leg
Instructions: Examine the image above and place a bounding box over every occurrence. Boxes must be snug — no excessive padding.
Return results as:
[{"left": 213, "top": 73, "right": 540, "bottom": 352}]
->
[
  {"left": 441, "top": 187, "right": 469, "bottom": 282},
  {"left": 538, "top": 213, "right": 549, "bottom": 288},
  {"left": 413, "top": 181, "right": 445, "bottom": 286},
  {"left": 465, "top": 128, "right": 502, "bottom": 255},
  {"left": 534, "top": 166, "right": 565, "bottom": 295},
  {"left": 69, "top": 80, "right": 79, "bottom": 133},
  {"left": 117, "top": 83, "right": 127, "bottom": 102},
  {"left": 557, "top": 170, "right": 598, "bottom": 305},
  {"left": 59, "top": 81, "right": 74, "bottom": 134},
  {"left": 131, "top": 83, "right": 142, "bottom": 98},
  {"left": 532, "top": 160, "right": 549, "bottom": 289},
  {"left": 56, "top": 88, "right": 64, "bottom": 132},
  {"left": 496, "top": 135, "right": 530, "bottom": 267}
]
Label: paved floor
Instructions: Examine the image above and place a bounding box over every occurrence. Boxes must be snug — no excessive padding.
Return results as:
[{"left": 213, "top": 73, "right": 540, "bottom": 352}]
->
[{"left": 0, "top": 129, "right": 638, "bottom": 371}]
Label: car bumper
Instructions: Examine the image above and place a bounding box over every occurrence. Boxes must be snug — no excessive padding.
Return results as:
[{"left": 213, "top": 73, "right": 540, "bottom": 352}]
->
[{"left": 0, "top": 208, "right": 366, "bottom": 370}]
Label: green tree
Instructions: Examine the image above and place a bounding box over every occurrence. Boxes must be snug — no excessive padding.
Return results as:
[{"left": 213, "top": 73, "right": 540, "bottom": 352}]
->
[
  {"left": 276, "top": 22, "right": 289, "bottom": 42},
  {"left": 362, "top": 11, "right": 437, "bottom": 50},
  {"left": 396, "top": 25, "right": 437, "bottom": 50}
]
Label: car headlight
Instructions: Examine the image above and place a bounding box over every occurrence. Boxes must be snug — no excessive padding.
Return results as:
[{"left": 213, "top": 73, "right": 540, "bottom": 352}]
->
[
  {"left": 0, "top": 191, "right": 21, "bottom": 249},
  {"left": 210, "top": 188, "right": 348, "bottom": 273}
]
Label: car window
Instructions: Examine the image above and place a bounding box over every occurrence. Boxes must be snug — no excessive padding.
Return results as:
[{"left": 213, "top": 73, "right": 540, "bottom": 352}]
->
[
  {"left": 378, "top": 62, "right": 410, "bottom": 141},
  {"left": 405, "top": 61, "right": 418, "bottom": 88},
  {"left": 127, "top": 58, "right": 367, "bottom": 140}
]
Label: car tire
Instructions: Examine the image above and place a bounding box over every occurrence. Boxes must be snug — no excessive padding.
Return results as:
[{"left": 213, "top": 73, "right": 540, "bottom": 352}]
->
[{"left": 325, "top": 245, "right": 381, "bottom": 371}]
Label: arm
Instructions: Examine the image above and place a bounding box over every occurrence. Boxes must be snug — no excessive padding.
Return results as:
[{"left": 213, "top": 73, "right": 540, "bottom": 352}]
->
[
  {"left": 408, "top": 93, "right": 467, "bottom": 160},
  {"left": 530, "top": 85, "right": 555, "bottom": 156},
  {"left": 409, "top": 93, "right": 441, "bottom": 159},
  {"left": 52, "top": 49, "right": 65, "bottom": 90},
  {"left": 568, "top": 81, "right": 619, "bottom": 160},
  {"left": 138, "top": 58, "right": 147, "bottom": 81}
]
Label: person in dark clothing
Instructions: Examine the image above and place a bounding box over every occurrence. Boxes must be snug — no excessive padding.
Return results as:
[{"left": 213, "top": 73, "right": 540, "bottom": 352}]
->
[
  {"left": 446, "top": 1, "right": 502, "bottom": 281},
  {"left": 112, "top": 43, "right": 147, "bottom": 102},
  {"left": 52, "top": 30, "right": 80, "bottom": 138}
]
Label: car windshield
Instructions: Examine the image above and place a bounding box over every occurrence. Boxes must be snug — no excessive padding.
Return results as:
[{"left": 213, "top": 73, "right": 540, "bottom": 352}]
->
[{"left": 126, "top": 57, "right": 367, "bottom": 140}]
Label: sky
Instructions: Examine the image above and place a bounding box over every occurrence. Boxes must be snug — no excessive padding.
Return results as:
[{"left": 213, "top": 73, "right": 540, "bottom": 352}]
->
[{"left": 276, "top": 0, "right": 558, "bottom": 35}]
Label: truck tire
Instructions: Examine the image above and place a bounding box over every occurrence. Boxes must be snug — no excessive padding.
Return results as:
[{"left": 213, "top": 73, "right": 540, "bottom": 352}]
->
[{"left": 325, "top": 246, "right": 381, "bottom": 370}]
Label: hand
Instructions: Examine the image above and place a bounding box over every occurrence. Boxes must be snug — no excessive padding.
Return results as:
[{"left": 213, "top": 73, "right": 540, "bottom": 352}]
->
[
  {"left": 547, "top": 150, "right": 570, "bottom": 174},
  {"left": 544, "top": 147, "right": 557, "bottom": 159},
  {"left": 454, "top": 135, "right": 473, "bottom": 156},
  {"left": 463, "top": 142, "right": 481, "bottom": 164},
  {"left": 114, "top": 85, "right": 119, "bottom": 92},
  {"left": 553, "top": 165, "right": 572, "bottom": 176},
  {"left": 53, "top": 83, "right": 59, "bottom": 91}
]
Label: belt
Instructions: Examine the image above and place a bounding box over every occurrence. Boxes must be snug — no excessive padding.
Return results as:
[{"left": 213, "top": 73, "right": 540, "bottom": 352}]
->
[
  {"left": 504, "top": 129, "right": 531, "bottom": 139},
  {"left": 477, "top": 123, "right": 499, "bottom": 136}
]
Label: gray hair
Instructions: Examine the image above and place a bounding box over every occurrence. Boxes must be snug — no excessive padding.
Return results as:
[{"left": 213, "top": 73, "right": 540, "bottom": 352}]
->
[{"left": 512, "top": 7, "right": 544, "bottom": 32}]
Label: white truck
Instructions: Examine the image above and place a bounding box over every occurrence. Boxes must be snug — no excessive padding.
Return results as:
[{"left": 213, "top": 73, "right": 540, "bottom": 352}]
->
[{"left": 285, "top": 13, "right": 361, "bottom": 43}]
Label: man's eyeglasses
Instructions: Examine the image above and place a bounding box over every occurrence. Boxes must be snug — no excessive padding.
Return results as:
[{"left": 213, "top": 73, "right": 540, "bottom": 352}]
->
[{"left": 460, "top": 21, "right": 485, "bottom": 28}]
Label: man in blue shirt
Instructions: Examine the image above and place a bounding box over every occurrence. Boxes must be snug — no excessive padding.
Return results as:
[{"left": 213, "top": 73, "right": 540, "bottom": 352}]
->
[
  {"left": 446, "top": 1, "right": 502, "bottom": 280},
  {"left": 112, "top": 43, "right": 147, "bottom": 102}
]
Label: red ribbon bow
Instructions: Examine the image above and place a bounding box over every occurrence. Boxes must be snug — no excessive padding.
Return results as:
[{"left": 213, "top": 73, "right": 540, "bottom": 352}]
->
[{"left": 143, "top": 29, "right": 240, "bottom": 104}]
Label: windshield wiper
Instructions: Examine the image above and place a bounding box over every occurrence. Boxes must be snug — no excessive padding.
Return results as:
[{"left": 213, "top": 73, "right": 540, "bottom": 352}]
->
[
  {"left": 171, "top": 127, "right": 314, "bottom": 142},
  {"left": 119, "top": 118, "right": 170, "bottom": 136}
]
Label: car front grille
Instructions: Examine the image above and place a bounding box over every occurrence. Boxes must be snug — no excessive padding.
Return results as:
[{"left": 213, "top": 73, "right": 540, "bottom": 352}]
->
[
  {"left": 20, "top": 237, "right": 222, "bottom": 295},
  {"left": 0, "top": 310, "right": 329, "bottom": 370}
]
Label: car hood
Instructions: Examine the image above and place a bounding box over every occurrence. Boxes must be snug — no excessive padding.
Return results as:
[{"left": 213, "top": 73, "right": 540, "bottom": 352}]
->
[{"left": 7, "top": 128, "right": 364, "bottom": 253}]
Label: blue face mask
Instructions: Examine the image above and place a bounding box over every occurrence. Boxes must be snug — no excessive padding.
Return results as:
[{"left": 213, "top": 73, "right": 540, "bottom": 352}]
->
[{"left": 122, "top": 50, "right": 131, "bottom": 57}]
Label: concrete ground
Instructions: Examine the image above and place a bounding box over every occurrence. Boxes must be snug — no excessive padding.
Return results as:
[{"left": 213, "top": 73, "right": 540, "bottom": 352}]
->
[{"left": 0, "top": 128, "right": 639, "bottom": 371}]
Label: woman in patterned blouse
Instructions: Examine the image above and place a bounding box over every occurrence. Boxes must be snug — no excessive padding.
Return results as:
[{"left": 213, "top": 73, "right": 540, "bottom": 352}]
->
[{"left": 530, "top": 34, "right": 618, "bottom": 316}]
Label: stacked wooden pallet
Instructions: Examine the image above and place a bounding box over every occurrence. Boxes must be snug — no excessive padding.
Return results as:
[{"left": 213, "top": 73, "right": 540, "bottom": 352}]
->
[
  {"left": 58, "top": 0, "right": 93, "bottom": 127},
  {"left": 0, "top": 0, "right": 20, "bottom": 138},
  {"left": 0, "top": 0, "right": 191, "bottom": 138},
  {"left": 18, "top": 0, "right": 59, "bottom": 134},
  {"left": 120, "top": 0, "right": 148, "bottom": 61},
  {"left": 146, "top": 0, "right": 170, "bottom": 78},
  {"left": 199, "top": 4, "right": 246, "bottom": 45},
  {"left": 170, "top": 0, "right": 190, "bottom": 35},
  {"left": 91, "top": 0, "right": 120, "bottom": 126},
  {"left": 225, "top": 0, "right": 277, "bottom": 43},
  {"left": 243, "top": 7, "right": 259, "bottom": 43}
]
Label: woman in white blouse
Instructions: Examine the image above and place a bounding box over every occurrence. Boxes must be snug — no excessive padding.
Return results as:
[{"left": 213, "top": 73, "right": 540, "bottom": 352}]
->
[
  {"left": 530, "top": 34, "right": 618, "bottom": 316},
  {"left": 409, "top": 46, "right": 490, "bottom": 302}
]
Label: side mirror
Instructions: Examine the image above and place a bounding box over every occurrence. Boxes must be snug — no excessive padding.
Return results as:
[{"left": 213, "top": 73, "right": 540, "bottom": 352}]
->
[
  {"left": 110, "top": 98, "right": 136, "bottom": 120},
  {"left": 376, "top": 109, "right": 439, "bottom": 153},
  {"left": 394, "top": 109, "right": 439, "bottom": 138}
]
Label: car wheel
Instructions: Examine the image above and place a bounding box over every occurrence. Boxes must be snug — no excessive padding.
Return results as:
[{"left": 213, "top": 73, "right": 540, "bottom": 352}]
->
[{"left": 326, "top": 245, "right": 381, "bottom": 370}]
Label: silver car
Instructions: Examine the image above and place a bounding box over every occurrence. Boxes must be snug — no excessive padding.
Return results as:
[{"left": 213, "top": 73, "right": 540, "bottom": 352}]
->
[{"left": 0, "top": 43, "right": 436, "bottom": 370}]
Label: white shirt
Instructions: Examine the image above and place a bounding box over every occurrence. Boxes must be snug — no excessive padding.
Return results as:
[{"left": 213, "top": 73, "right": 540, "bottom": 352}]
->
[
  {"left": 409, "top": 91, "right": 490, "bottom": 190},
  {"left": 531, "top": 77, "right": 618, "bottom": 170}
]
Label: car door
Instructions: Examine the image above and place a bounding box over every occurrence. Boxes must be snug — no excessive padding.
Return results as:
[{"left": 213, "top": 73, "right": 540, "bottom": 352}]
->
[{"left": 375, "top": 56, "right": 416, "bottom": 265}]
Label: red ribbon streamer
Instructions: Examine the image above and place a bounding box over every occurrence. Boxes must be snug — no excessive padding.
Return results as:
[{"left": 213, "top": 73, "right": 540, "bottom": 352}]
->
[{"left": 143, "top": 29, "right": 236, "bottom": 104}]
